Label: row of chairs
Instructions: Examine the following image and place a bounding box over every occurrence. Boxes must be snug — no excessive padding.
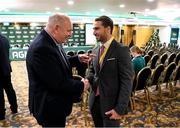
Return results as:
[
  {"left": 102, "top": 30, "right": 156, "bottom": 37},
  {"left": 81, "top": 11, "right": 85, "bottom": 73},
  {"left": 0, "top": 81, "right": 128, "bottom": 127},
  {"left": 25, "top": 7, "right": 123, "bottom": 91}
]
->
[
  {"left": 11, "top": 43, "right": 30, "bottom": 49},
  {"left": 130, "top": 62, "right": 180, "bottom": 110},
  {"left": 144, "top": 52, "right": 180, "bottom": 69},
  {"left": 66, "top": 49, "right": 92, "bottom": 57},
  {"left": 68, "top": 49, "right": 92, "bottom": 78},
  {"left": 145, "top": 43, "right": 180, "bottom": 57}
]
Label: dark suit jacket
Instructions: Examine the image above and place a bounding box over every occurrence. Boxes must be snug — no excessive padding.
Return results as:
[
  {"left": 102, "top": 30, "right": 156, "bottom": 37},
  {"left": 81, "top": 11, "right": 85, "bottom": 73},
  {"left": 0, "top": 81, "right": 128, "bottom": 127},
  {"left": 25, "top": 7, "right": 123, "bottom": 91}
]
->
[
  {"left": 87, "top": 39, "right": 133, "bottom": 117},
  {"left": 26, "top": 30, "right": 84, "bottom": 124},
  {"left": 0, "top": 34, "right": 11, "bottom": 77}
]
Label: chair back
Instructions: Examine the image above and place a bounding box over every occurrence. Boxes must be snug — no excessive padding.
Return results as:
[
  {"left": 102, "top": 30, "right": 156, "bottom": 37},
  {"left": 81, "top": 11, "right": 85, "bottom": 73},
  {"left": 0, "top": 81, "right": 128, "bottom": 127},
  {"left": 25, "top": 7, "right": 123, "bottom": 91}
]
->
[
  {"left": 149, "top": 54, "right": 159, "bottom": 69},
  {"left": 151, "top": 64, "right": 164, "bottom": 86},
  {"left": 159, "top": 53, "right": 168, "bottom": 65},
  {"left": 66, "top": 50, "right": 75, "bottom": 56},
  {"left": 77, "top": 50, "right": 85, "bottom": 54},
  {"left": 175, "top": 52, "right": 180, "bottom": 65},
  {"left": 167, "top": 53, "right": 176, "bottom": 65},
  {"left": 23, "top": 43, "right": 30, "bottom": 48},
  {"left": 163, "top": 62, "right": 176, "bottom": 83},
  {"left": 87, "top": 49, "right": 92, "bottom": 54},
  {"left": 144, "top": 55, "right": 151, "bottom": 65},
  {"left": 134, "top": 67, "right": 151, "bottom": 91},
  {"left": 173, "top": 64, "right": 180, "bottom": 81},
  {"left": 73, "top": 75, "right": 83, "bottom": 80},
  {"left": 147, "top": 50, "right": 154, "bottom": 57}
]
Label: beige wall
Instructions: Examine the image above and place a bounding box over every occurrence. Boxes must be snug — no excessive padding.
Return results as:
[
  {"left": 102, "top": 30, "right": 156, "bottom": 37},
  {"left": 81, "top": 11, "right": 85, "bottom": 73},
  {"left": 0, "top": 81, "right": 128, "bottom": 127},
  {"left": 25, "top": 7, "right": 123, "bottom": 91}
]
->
[
  {"left": 134, "top": 26, "right": 154, "bottom": 47},
  {"left": 119, "top": 25, "right": 154, "bottom": 47},
  {"left": 122, "top": 25, "right": 134, "bottom": 46},
  {"left": 112, "top": 25, "right": 120, "bottom": 42}
]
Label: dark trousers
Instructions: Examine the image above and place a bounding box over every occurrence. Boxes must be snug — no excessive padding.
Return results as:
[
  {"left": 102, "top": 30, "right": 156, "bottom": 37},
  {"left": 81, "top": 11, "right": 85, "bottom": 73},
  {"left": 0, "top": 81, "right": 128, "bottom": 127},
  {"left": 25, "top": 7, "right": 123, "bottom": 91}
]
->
[
  {"left": 41, "top": 117, "right": 66, "bottom": 127},
  {"left": 91, "top": 96, "right": 120, "bottom": 127},
  {"left": 40, "top": 104, "right": 66, "bottom": 127},
  {"left": 0, "top": 75, "right": 17, "bottom": 120}
]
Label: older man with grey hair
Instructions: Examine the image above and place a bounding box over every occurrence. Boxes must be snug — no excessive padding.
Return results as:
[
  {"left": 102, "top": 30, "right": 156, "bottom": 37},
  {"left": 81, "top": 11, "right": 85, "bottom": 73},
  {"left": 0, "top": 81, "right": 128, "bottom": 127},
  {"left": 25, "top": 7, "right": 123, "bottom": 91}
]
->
[{"left": 26, "top": 14, "right": 90, "bottom": 127}]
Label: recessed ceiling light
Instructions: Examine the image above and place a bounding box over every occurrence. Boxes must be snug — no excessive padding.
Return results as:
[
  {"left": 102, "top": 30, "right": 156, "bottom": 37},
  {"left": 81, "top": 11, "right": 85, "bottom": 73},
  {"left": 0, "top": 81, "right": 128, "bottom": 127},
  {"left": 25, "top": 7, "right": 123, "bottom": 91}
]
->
[
  {"left": 46, "top": 11, "right": 51, "bottom": 14},
  {"left": 119, "top": 4, "right": 125, "bottom": 8},
  {"left": 100, "top": 8, "right": 105, "bottom": 12},
  {"left": 147, "top": 0, "right": 154, "bottom": 2},
  {"left": 145, "top": 8, "right": 150, "bottom": 12},
  {"left": 67, "top": 0, "right": 74, "bottom": 5},
  {"left": 86, "top": 12, "right": 90, "bottom": 15},
  {"left": 55, "top": 7, "right": 60, "bottom": 10}
]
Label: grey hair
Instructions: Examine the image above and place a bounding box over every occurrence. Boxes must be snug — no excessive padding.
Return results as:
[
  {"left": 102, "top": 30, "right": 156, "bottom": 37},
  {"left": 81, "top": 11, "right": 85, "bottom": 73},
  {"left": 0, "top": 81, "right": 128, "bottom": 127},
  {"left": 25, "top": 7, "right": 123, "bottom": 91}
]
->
[{"left": 46, "top": 13, "right": 70, "bottom": 29}]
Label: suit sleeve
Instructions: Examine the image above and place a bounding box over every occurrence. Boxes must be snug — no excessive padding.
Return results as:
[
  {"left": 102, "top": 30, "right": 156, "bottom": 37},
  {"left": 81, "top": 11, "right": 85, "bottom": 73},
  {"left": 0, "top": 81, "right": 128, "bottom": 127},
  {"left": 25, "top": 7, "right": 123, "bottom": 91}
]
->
[
  {"left": 68, "top": 55, "right": 81, "bottom": 67},
  {"left": 30, "top": 46, "right": 84, "bottom": 96},
  {"left": 114, "top": 47, "right": 133, "bottom": 115}
]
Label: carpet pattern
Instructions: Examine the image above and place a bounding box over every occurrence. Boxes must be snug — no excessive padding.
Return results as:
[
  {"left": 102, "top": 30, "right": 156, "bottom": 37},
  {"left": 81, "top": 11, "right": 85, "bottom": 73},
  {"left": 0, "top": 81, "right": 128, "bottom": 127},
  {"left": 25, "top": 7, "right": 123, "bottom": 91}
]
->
[{"left": 0, "top": 61, "right": 179, "bottom": 127}]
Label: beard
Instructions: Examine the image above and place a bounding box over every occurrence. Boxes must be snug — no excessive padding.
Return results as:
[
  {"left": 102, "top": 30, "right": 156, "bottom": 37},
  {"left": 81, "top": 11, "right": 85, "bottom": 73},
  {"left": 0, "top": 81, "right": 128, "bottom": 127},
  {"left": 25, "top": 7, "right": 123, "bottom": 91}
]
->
[{"left": 95, "top": 36, "right": 101, "bottom": 42}]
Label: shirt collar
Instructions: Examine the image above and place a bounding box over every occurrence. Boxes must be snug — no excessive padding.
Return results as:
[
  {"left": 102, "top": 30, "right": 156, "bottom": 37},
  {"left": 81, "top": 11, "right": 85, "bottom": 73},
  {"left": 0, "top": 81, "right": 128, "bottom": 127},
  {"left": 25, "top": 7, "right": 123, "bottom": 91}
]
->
[
  {"left": 45, "top": 29, "right": 62, "bottom": 47},
  {"left": 100, "top": 36, "right": 114, "bottom": 49}
]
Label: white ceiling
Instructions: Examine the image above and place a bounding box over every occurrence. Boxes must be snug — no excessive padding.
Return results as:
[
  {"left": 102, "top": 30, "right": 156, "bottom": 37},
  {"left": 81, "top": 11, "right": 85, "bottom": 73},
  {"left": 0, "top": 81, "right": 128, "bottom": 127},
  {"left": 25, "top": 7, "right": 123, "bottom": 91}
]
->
[{"left": 0, "top": 0, "right": 180, "bottom": 21}]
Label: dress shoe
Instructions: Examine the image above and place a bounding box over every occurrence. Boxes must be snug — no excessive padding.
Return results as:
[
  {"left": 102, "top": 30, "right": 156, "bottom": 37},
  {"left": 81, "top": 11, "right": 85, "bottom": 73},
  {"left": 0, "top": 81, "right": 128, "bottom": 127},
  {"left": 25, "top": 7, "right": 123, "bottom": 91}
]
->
[
  {"left": 10, "top": 106, "right": 18, "bottom": 114},
  {"left": 11, "top": 110, "right": 18, "bottom": 114}
]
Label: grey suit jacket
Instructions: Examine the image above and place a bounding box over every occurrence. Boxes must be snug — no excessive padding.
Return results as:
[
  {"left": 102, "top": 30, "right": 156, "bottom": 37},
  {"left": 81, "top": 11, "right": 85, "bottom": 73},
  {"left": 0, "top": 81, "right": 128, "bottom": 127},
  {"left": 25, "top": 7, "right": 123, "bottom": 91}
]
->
[{"left": 87, "top": 39, "right": 133, "bottom": 117}]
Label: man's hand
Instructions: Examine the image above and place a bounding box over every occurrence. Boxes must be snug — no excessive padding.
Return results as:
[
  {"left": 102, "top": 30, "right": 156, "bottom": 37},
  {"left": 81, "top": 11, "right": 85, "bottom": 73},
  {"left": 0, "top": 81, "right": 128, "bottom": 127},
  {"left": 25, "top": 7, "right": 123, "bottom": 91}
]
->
[
  {"left": 78, "top": 53, "right": 96, "bottom": 64},
  {"left": 105, "top": 109, "right": 122, "bottom": 120},
  {"left": 81, "top": 78, "right": 90, "bottom": 91}
]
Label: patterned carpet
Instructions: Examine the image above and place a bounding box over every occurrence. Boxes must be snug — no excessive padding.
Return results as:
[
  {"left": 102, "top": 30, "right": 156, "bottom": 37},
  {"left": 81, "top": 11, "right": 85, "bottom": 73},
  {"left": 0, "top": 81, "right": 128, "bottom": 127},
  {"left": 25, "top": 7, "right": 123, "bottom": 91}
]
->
[{"left": 0, "top": 61, "right": 179, "bottom": 127}]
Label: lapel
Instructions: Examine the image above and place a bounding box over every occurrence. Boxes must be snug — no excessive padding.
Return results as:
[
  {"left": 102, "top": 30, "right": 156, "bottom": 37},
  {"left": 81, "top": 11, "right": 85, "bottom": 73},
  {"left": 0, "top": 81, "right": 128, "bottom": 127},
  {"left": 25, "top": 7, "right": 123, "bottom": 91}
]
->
[
  {"left": 54, "top": 46, "right": 71, "bottom": 73},
  {"left": 42, "top": 30, "right": 71, "bottom": 74},
  {"left": 59, "top": 45, "right": 71, "bottom": 68},
  {"left": 99, "top": 40, "right": 117, "bottom": 73}
]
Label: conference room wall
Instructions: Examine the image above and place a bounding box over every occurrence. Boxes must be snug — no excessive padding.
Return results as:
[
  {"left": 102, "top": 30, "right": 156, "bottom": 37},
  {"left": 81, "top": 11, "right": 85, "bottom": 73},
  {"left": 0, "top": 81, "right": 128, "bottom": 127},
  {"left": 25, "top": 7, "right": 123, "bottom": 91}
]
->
[
  {"left": 121, "top": 25, "right": 154, "bottom": 47},
  {"left": 134, "top": 26, "right": 154, "bottom": 48}
]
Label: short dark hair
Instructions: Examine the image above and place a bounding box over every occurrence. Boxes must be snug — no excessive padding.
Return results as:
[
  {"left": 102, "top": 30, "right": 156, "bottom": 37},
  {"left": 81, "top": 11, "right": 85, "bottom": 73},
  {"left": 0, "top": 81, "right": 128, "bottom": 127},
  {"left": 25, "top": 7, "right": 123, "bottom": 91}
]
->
[{"left": 95, "top": 15, "right": 113, "bottom": 34}]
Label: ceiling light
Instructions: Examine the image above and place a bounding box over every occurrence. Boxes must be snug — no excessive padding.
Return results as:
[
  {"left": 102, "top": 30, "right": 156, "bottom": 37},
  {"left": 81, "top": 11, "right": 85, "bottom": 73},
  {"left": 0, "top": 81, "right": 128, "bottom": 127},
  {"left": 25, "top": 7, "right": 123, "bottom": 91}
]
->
[
  {"left": 100, "top": 9, "right": 105, "bottom": 12},
  {"left": 145, "top": 8, "right": 150, "bottom": 12},
  {"left": 55, "top": 7, "right": 60, "bottom": 11},
  {"left": 86, "top": 12, "right": 90, "bottom": 15},
  {"left": 67, "top": 0, "right": 74, "bottom": 5},
  {"left": 147, "top": 0, "right": 154, "bottom": 2},
  {"left": 119, "top": 4, "right": 125, "bottom": 8}
]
